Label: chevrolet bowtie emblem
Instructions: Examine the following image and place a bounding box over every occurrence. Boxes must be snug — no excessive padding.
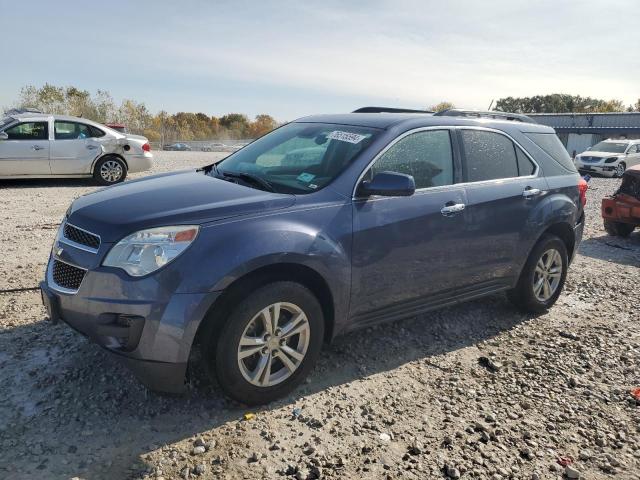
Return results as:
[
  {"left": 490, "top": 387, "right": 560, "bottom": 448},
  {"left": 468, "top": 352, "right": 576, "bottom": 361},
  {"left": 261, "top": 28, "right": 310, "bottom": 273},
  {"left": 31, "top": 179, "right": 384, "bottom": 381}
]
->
[{"left": 55, "top": 246, "right": 64, "bottom": 258}]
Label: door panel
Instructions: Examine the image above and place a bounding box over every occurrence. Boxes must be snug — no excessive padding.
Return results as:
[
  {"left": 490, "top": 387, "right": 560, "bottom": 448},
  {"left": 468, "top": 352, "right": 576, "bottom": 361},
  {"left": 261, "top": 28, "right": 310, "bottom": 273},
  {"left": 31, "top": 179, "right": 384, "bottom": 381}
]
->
[
  {"left": 457, "top": 128, "right": 547, "bottom": 283},
  {"left": 0, "top": 121, "right": 50, "bottom": 175},
  {"left": 462, "top": 176, "right": 548, "bottom": 282},
  {"left": 351, "top": 187, "right": 469, "bottom": 319},
  {"left": 50, "top": 138, "right": 101, "bottom": 174},
  {"left": 50, "top": 121, "right": 101, "bottom": 174}
]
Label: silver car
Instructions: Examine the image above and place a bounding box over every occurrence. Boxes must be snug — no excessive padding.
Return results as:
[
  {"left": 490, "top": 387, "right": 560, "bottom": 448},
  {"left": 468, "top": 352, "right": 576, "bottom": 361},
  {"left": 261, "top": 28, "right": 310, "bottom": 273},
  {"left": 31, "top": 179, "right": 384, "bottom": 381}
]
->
[{"left": 0, "top": 112, "right": 153, "bottom": 185}]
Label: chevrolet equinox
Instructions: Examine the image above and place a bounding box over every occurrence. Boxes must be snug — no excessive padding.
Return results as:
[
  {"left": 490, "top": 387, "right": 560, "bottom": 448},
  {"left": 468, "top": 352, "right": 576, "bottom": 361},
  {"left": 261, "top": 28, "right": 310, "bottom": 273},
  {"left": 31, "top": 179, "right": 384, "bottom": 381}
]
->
[{"left": 41, "top": 108, "right": 586, "bottom": 405}]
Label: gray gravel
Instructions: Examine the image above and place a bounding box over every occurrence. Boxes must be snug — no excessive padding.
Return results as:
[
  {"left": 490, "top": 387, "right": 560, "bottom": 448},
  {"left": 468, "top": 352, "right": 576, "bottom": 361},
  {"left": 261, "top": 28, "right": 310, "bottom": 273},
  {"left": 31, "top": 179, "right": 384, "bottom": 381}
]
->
[{"left": 0, "top": 152, "right": 639, "bottom": 479}]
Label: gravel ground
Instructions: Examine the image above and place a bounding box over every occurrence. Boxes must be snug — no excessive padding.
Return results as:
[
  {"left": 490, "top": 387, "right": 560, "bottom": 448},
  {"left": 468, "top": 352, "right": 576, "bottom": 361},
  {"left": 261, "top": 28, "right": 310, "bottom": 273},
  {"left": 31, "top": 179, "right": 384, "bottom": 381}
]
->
[{"left": 0, "top": 151, "right": 639, "bottom": 480}]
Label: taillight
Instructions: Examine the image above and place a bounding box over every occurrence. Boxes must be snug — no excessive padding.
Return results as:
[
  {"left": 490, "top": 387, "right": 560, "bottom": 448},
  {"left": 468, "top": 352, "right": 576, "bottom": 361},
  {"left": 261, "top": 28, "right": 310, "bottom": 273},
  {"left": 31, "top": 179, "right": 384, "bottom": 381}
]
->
[
  {"left": 578, "top": 177, "right": 588, "bottom": 207},
  {"left": 142, "top": 142, "right": 151, "bottom": 152}
]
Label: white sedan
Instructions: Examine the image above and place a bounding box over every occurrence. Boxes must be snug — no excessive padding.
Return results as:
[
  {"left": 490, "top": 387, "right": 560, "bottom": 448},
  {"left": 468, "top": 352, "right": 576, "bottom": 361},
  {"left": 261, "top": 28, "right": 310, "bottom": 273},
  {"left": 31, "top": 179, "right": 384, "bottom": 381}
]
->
[
  {"left": 0, "top": 112, "right": 152, "bottom": 185},
  {"left": 574, "top": 139, "right": 640, "bottom": 178}
]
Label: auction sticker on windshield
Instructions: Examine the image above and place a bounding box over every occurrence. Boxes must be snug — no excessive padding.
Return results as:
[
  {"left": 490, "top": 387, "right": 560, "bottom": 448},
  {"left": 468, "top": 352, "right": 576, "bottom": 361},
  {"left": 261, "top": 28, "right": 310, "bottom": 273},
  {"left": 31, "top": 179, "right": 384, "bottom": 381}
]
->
[{"left": 327, "top": 131, "right": 368, "bottom": 144}]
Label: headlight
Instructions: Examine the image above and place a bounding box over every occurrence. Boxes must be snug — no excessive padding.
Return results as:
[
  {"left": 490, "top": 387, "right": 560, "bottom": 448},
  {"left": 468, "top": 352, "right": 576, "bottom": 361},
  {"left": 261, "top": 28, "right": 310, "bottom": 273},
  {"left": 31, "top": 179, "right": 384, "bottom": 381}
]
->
[
  {"left": 604, "top": 157, "right": 619, "bottom": 163},
  {"left": 103, "top": 225, "right": 199, "bottom": 276}
]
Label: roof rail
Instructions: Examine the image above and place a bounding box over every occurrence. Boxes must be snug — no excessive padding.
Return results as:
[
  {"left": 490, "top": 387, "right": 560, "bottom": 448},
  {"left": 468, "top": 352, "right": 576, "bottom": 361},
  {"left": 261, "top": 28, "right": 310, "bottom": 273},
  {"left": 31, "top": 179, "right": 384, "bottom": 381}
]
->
[
  {"left": 433, "top": 109, "right": 537, "bottom": 124},
  {"left": 353, "top": 106, "right": 433, "bottom": 114}
]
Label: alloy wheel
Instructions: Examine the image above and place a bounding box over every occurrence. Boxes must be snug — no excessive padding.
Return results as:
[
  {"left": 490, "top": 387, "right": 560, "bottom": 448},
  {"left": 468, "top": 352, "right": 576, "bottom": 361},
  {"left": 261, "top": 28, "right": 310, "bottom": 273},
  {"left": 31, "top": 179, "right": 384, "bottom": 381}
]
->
[
  {"left": 615, "top": 163, "right": 625, "bottom": 178},
  {"left": 100, "top": 160, "right": 123, "bottom": 183},
  {"left": 237, "top": 302, "right": 310, "bottom": 387},
  {"left": 533, "top": 248, "right": 563, "bottom": 302}
]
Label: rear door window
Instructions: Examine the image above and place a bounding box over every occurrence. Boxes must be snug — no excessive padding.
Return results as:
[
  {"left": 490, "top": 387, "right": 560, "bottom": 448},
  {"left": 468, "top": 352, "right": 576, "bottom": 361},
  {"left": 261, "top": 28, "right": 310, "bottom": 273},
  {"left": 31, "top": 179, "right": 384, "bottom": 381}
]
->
[
  {"left": 5, "top": 122, "right": 49, "bottom": 140},
  {"left": 54, "top": 121, "right": 94, "bottom": 140},
  {"left": 460, "top": 130, "right": 519, "bottom": 182},
  {"left": 516, "top": 147, "right": 536, "bottom": 176}
]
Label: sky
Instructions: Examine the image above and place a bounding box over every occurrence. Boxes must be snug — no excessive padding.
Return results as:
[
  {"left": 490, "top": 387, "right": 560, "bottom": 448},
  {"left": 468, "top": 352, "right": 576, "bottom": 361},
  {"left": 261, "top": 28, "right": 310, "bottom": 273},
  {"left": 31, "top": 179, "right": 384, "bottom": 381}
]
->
[{"left": 1, "top": 0, "right": 639, "bottom": 121}]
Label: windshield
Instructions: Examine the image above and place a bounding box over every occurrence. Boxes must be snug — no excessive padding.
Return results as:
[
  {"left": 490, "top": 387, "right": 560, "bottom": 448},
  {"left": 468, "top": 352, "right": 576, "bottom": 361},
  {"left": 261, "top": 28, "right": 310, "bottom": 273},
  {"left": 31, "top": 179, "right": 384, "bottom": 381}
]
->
[
  {"left": 0, "top": 116, "right": 15, "bottom": 131},
  {"left": 214, "top": 122, "right": 378, "bottom": 194},
  {"left": 590, "top": 141, "right": 628, "bottom": 153}
]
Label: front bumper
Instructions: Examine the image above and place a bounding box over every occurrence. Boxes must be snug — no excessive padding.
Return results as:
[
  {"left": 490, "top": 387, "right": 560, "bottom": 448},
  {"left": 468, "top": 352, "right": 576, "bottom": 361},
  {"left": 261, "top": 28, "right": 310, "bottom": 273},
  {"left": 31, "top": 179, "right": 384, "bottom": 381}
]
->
[
  {"left": 574, "top": 161, "right": 616, "bottom": 176},
  {"left": 41, "top": 251, "right": 220, "bottom": 393}
]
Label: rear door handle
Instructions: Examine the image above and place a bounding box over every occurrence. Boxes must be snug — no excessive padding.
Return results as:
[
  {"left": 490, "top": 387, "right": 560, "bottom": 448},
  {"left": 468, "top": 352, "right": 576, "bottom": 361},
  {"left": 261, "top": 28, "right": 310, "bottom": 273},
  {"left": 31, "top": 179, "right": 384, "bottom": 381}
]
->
[
  {"left": 441, "top": 203, "right": 465, "bottom": 216},
  {"left": 31, "top": 145, "right": 44, "bottom": 151},
  {"left": 522, "top": 187, "right": 541, "bottom": 198},
  {"left": 86, "top": 145, "right": 98, "bottom": 150}
]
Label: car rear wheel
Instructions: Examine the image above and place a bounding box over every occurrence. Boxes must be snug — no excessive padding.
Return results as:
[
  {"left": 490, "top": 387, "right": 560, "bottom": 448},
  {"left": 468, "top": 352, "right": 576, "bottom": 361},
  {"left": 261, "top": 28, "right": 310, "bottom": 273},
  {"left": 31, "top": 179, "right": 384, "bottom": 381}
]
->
[
  {"left": 614, "top": 162, "right": 626, "bottom": 178},
  {"left": 507, "top": 234, "right": 568, "bottom": 313},
  {"left": 604, "top": 220, "right": 635, "bottom": 237},
  {"left": 211, "top": 281, "right": 324, "bottom": 405},
  {"left": 93, "top": 155, "right": 127, "bottom": 185}
]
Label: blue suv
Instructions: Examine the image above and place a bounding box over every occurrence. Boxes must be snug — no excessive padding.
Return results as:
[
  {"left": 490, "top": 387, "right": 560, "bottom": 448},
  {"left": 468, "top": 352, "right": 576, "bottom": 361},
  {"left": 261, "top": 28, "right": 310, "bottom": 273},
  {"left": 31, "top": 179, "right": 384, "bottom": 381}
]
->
[{"left": 41, "top": 108, "right": 586, "bottom": 404}]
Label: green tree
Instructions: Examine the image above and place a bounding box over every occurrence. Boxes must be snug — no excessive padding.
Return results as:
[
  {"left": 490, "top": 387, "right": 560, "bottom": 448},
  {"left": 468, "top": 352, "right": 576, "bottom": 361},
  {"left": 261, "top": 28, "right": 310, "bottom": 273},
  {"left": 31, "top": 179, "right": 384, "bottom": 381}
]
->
[{"left": 495, "top": 94, "right": 627, "bottom": 113}]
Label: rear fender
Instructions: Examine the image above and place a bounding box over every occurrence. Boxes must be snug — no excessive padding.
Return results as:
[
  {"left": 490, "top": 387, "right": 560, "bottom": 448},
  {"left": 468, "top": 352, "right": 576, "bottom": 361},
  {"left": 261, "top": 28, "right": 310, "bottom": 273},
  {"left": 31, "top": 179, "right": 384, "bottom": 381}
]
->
[{"left": 517, "top": 191, "right": 578, "bottom": 272}]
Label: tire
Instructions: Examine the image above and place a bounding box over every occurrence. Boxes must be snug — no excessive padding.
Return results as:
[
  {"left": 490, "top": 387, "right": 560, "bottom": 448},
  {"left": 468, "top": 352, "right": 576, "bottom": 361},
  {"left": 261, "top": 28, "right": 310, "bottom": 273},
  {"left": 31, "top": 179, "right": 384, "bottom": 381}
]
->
[
  {"left": 93, "top": 155, "right": 127, "bottom": 185},
  {"left": 507, "top": 234, "right": 568, "bottom": 313},
  {"left": 614, "top": 162, "right": 626, "bottom": 178},
  {"left": 604, "top": 220, "right": 635, "bottom": 237},
  {"left": 210, "top": 281, "right": 324, "bottom": 405}
]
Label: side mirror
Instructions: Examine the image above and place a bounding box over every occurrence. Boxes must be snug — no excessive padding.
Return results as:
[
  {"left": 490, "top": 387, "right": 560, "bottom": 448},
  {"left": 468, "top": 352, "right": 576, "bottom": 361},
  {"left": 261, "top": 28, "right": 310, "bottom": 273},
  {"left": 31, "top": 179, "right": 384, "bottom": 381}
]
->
[
  {"left": 0, "top": 132, "right": 8, "bottom": 141},
  {"left": 358, "top": 171, "right": 415, "bottom": 197}
]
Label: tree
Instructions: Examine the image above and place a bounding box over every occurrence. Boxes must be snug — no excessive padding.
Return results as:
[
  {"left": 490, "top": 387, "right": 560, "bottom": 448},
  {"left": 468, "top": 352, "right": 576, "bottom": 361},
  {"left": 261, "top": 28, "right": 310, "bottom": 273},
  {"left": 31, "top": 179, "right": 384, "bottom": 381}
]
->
[
  {"left": 8, "top": 83, "right": 280, "bottom": 142},
  {"left": 428, "top": 101, "right": 455, "bottom": 112},
  {"left": 248, "top": 114, "right": 278, "bottom": 138},
  {"left": 495, "top": 94, "right": 627, "bottom": 113}
]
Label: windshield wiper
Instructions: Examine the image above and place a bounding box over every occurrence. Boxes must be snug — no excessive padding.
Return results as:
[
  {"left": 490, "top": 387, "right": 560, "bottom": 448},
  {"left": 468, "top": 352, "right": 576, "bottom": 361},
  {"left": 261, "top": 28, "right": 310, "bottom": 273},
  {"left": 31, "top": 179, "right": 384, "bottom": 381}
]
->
[{"left": 218, "top": 169, "right": 276, "bottom": 193}]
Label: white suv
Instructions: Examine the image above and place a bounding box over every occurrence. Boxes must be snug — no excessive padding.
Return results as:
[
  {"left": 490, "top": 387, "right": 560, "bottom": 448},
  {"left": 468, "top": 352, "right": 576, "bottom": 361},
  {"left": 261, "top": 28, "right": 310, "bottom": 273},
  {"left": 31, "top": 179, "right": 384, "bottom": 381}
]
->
[
  {"left": 574, "top": 139, "right": 640, "bottom": 178},
  {"left": 0, "top": 112, "right": 153, "bottom": 185}
]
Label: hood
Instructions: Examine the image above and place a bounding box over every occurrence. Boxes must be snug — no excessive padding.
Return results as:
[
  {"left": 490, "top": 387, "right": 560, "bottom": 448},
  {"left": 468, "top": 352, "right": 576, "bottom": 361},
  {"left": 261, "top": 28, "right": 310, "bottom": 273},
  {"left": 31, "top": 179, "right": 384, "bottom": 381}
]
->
[
  {"left": 68, "top": 170, "right": 296, "bottom": 242},
  {"left": 579, "top": 151, "right": 622, "bottom": 159}
]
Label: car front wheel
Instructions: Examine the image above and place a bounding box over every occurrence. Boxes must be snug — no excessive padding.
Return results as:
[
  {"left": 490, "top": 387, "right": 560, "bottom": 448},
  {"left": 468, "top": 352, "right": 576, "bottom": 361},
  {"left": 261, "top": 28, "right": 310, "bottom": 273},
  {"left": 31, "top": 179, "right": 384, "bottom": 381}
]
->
[
  {"left": 507, "top": 234, "right": 568, "bottom": 313},
  {"left": 211, "top": 281, "right": 324, "bottom": 405},
  {"left": 614, "top": 162, "right": 626, "bottom": 178}
]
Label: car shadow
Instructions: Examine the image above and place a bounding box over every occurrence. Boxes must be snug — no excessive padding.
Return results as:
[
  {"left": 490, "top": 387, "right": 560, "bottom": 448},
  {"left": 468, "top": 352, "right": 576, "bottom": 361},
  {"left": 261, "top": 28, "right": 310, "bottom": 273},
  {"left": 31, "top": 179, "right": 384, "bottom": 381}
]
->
[
  {"left": 0, "top": 292, "right": 533, "bottom": 479},
  {"left": 0, "top": 178, "right": 97, "bottom": 189},
  {"left": 577, "top": 233, "right": 640, "bottom": 267}
]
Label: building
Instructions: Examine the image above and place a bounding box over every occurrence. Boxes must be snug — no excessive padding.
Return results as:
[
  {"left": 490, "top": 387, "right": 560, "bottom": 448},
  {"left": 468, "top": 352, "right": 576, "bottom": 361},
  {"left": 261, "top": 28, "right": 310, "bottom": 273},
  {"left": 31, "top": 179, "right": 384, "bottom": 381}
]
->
[{"left": 529, "top": 112, "right": 640, "bottom": 157}]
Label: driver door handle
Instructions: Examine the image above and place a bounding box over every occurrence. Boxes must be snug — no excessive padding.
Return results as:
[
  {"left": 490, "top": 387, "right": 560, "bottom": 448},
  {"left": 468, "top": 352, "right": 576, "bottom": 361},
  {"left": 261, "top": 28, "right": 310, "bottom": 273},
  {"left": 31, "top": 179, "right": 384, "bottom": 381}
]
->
[
  {"left": 522, "top": 187, "right": 541, "bottom": 198},
  {"left": 441, "top": 202, "right": 465, "bottom": 216},
  {"left": 31, "top": 145, "right": 44, "bottom": 151}
]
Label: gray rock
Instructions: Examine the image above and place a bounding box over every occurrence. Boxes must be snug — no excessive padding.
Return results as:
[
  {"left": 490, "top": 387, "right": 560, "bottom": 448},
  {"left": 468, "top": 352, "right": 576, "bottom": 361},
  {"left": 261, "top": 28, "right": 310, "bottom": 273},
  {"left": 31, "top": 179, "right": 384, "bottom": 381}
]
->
[
  {"left": 565, "top": 465, "right": 581, "bottom": 479},
  {"left": 192, "top": 446, "right": 206, "bottom": 455}
]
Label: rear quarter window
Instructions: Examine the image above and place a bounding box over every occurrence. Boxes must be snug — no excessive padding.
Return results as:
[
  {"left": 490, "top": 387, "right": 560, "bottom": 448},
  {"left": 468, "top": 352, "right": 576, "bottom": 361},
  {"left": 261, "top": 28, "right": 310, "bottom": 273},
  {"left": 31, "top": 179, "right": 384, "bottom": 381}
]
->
[{"left": 525, "top": 132, "right": 576, "bottom": 172}]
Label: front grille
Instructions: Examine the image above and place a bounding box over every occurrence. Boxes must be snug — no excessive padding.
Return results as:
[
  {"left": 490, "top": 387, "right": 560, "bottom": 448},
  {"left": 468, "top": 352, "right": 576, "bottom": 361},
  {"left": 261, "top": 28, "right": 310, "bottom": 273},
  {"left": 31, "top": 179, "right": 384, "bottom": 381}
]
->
[
  {"left": 64, "top": 223, "right": 100, "bottom": 250},
  {"left": 52, "top": 260, "right": 86, "bottom": 291},
  {"left": 581, "top": 156, "right": 600, "bottom": 163}
]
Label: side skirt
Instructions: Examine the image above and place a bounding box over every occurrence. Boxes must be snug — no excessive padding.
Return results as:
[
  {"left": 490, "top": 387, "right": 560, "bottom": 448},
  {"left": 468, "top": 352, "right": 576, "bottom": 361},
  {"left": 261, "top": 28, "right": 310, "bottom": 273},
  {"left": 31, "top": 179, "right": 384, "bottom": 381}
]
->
[{"left": 345, "top": 280, "right": 511, "bottom": 332}]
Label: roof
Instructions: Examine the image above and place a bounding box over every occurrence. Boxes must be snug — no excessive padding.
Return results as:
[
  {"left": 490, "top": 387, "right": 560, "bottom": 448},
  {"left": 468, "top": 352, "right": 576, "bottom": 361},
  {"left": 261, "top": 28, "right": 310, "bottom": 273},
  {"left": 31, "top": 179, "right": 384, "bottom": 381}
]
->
[
  {"left": 529, "top": 112, "right": 640, "bottom": 131},
  {"left": 294, "top": 113, "right": 552, "bottom": 133}
]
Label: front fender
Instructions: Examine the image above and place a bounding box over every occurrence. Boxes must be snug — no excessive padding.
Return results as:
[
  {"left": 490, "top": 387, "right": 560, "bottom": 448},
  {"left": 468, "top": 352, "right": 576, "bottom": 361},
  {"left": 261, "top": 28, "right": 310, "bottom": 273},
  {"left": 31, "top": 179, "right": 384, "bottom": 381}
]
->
[{"left": 174, "top": 204, "right": 353, "bottom": 330}]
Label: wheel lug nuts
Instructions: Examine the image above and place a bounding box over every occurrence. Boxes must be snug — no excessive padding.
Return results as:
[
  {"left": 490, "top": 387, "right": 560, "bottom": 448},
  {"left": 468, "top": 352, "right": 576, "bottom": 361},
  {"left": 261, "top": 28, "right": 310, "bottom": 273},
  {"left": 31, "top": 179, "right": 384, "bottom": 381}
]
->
[
  {"left": 261, "top": 347, "right": 268, "bottom": 355},
  {"left": 275, "top": 329, "right": 282, "bottom": 336}
]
